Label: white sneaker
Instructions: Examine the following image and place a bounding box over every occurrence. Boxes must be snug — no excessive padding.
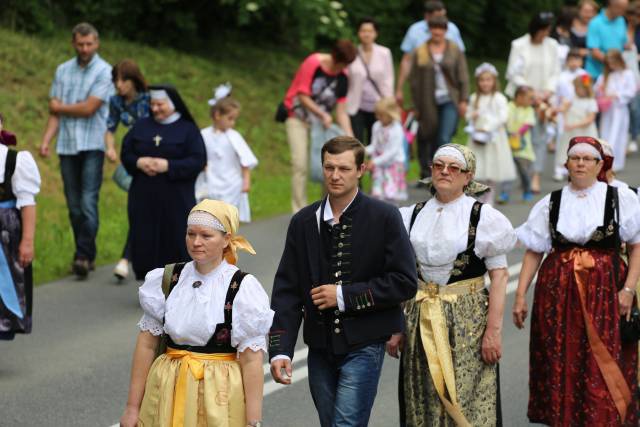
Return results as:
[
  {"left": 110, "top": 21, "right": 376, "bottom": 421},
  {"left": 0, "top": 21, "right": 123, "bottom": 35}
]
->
[
  {"left": 628, "top": 141, "right": 639, "bottom": 153},
  {"left": 114, "top": 259, "right": 129, "bottom": 280}
]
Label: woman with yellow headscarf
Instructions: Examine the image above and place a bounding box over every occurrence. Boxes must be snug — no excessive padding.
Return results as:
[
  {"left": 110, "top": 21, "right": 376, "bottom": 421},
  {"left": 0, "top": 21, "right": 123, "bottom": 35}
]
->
[{"left": 120, "top": 199, "right": 272, "bottom": 427}]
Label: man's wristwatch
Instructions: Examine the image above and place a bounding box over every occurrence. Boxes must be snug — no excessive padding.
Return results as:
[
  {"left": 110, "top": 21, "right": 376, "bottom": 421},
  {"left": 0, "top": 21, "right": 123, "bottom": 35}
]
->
[{"left": 247, "top": 421, "right": 263, "bottom": 427}]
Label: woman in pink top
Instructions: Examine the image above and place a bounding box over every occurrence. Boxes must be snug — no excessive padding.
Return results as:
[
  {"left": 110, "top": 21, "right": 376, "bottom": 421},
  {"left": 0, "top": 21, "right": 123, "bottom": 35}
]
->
[{"left": 346, "top": 18, "right": 395, "bottom": 145}]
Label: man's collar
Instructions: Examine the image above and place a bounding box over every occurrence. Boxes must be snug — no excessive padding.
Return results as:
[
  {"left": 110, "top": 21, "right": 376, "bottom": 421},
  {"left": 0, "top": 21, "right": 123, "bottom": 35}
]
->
[{"left": 323, "top": 190, "right": 359, "bottom": 223}]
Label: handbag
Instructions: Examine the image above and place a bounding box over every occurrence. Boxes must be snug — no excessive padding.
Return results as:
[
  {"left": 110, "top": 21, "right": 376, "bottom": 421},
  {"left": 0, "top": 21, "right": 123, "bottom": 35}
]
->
[
  {"left": 596, "top": 91, "right": 612, "bottom": 113},
  {"left": 112, "top": 164, "right": 132, "bottom": 192},
  {"left": 620, "top": 306, "right": 640, "bottom": 343},
  {"left": 275, "top": 101, "right": 288, "bottom": 123}
]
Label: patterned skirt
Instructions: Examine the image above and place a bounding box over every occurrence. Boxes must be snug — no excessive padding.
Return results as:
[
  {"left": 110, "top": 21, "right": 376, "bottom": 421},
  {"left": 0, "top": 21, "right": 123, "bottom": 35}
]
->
[
  {"left": 528, "top": 248, "right": 638, "bottom": 426},
  {"left": 400, "top": 288, "right": 500, "bottom": 426},
  {"left": 138, "top": 350, "right": 245, "bottom": 427},
  {"left": 371, "top": 162, "right": 408, "bottom": 202},
  {"left": 0, "top": 205, "right": 32, "bottom": 340}
]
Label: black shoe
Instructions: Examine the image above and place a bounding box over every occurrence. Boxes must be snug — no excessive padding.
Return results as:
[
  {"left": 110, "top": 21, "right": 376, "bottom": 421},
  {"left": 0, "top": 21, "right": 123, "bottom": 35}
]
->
[
  {"left": 89, "top": 260, "right": 96, "bottom": 271},
  {"left": 73, "top": 258, "right": 89, "bottom": 279}
]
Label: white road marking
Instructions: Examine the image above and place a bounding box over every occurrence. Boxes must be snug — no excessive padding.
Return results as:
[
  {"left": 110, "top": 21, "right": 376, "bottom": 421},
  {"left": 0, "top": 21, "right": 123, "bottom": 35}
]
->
[{"left": 109, "top": 263, "right": 526, "bottom": 424}]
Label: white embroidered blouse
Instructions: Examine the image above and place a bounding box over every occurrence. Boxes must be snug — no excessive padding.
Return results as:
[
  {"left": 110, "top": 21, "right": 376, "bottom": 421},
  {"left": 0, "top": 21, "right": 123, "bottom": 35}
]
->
[
  {"left": 0, "top": 145, "right": 41, "bottom": 208},
  {"left": 137, "top": 260, "right": 274, "bottom": 353},
  {"left": 399, "top": 195, "right": 516, "bottom": 286},
  {"left": 516, "top": 182, "right": 640, "bottom": 253}
]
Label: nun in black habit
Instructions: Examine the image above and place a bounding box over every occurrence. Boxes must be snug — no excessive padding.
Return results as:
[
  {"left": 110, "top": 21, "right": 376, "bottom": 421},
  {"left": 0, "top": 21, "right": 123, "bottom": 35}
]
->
[{"left": 121, "top": 85, "right": 206, "bottom": 280}]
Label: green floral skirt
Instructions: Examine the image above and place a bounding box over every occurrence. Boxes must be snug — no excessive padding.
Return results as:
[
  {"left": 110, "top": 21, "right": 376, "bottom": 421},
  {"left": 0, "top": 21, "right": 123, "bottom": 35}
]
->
[{"left": 400, "top": 289, "right": 501, "bottom": 426}]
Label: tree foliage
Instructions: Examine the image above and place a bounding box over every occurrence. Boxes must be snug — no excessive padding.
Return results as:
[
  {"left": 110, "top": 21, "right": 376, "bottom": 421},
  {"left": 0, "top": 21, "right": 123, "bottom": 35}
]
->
[{"left": 0, "top": 0, "right": 582, "bottom": 57}]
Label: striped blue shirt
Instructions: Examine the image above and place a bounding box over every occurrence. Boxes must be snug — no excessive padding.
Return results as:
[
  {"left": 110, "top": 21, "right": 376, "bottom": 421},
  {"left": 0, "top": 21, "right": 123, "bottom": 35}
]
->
[{"left": 49, "top": 53, "right": 113, "bottom": 155}]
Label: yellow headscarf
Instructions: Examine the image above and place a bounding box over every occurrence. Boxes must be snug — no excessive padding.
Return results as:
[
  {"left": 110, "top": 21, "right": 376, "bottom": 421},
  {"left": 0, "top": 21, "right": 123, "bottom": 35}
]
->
[{"left": 189, "top": 199, "right": 256, "bottom": 265}]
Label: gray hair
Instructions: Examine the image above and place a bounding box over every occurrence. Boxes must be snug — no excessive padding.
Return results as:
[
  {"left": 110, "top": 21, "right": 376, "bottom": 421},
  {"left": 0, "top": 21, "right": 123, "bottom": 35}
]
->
[{"left": 72, "top": 22, "right": 99, "bottom": 40}]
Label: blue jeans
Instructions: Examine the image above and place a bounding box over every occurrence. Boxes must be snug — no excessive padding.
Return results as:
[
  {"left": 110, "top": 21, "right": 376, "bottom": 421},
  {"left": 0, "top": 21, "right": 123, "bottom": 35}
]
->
[
  {"left": 308, "top": 343, "right": 386, "bottom": 427},
  {"left": 59, "top": 150, "right": 104, "bottom": 261},
  {"left": 416, "top": 101, "right": 459, "bottom": 178}
]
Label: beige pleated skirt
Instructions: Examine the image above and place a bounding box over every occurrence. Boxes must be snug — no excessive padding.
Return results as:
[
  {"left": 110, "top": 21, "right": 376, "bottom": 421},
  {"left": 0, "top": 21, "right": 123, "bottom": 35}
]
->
[{"left": 138, "top": 349, "right": 245, "bottom": 427}]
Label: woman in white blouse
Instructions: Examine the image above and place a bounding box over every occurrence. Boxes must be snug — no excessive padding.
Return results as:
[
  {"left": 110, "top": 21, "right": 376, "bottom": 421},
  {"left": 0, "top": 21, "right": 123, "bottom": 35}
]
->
[
  {"left": 0, "top": 140, "right": 41, "bottom": 341},
  {"left": 513, "top": 136, "right": 640, "bottom": 426},
  {"left": 392, "top": 144, "right": 515, "bottom": 426},
  {"left": 120, "top": 199, "right": 273, "bottom": 427},
  {"left": 346, "top": 17, "right": 394, "bottom": 145}
]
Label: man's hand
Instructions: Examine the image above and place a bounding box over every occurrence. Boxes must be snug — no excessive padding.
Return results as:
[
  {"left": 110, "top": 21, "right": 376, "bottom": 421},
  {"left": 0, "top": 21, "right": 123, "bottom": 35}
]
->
[
  {"left": 321, "top": 112, "right": 333, "bottom": 129},
  {"left": 270, "top": 358, "right": 293, "bottom": 385},
  {"left": 310, "top": 284, "right": 338, "bottom": 310},
  {"left": 457, "top": 101, "right": 468, "bottom": 118},
  {"left": 385, "top": 333, "right": 404, "bottom": 358},
  {"left": 395, "top": 89, "right": 404, "bottom": 107},
  {"left": 49, "top": 98, "right": 62, "bottom": 114}
]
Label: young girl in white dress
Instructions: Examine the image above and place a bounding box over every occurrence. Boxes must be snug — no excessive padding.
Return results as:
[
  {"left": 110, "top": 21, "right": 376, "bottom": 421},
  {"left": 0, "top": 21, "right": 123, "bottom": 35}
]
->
[
  {"left": 554, "top": 74, "right": 598, "bottom": 180},
  {"left": 595, "top": 49, "right": 637, "bottom": 172},
  {"left": 466, "top": 63, "right": 516, "bottom": 205},
  {"left": 196, "top": 86, "right": 258, "bottom": 222},
  {"left": 365, "top": 97, "right": 407, "bottom": 203}
]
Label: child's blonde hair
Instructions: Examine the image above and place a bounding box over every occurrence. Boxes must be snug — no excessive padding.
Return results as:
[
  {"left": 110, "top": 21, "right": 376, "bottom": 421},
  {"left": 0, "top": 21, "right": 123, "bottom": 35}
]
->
[
  {"left": 604, "top": 49, "right": 626, "bottom": 85},
  {"left": 573, "top": 74, "right": 594, "bottom": 98},
  {"left": 374, "top": 97, "right": 401, "bottom": 122},
  {"left": 211, "top": 97, "right": 241, "bottom": 117}
]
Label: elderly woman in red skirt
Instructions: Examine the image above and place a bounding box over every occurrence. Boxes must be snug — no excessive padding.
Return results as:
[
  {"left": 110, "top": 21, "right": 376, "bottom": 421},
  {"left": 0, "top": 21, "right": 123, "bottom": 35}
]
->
[{"left": 513, "top": 136, "right": 640, "bottom": 426}]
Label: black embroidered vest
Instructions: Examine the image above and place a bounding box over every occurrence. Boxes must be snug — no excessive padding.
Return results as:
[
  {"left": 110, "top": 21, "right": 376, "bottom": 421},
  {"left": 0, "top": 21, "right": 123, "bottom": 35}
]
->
[
  {"left": 410, "top": 200, "right": 487, "bottom": 284},
  {"left": 0, "top": 149, "right": 17, "bottom": 202},
  {"left": 165, "top": 263, "right": 247, "bottom": 354},
  {"left": 549, "top": 185, "right": 619, "bottom": 251}
]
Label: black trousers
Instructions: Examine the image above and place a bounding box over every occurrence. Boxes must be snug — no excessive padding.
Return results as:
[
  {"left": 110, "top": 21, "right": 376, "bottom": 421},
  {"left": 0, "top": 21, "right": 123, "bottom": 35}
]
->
[{"left": 350, "top": 110, "right": 377, "bottom": 146}]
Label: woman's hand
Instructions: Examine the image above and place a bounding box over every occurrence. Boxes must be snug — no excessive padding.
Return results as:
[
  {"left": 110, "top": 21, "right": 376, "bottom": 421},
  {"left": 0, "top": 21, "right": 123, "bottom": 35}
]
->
[
  {"left": 321, "top": 112, "right": 333, "bottom": 129},
  {"left": 119, "top": 405, "right": 139, "bottom": 427},
  {"left": 512, "top": 294, "right": 528, "bottom": 329},
  {"left": 152, "top": 158, "right": 169, "bottom": 173},
  {"left": 619, "top": 289, "right": 635, "bottom": 321},
  {"left": 18, "top": 238, "right": 34, "bottom": 267},
  {"left": 136, "top": 157, "right": 156, "bottom": 176},
  {"left": 385, "top": 333, "right": 404, "bottom": 358},
  {"left": 481, "top": 327, "right": 502, "bottom": 364}
]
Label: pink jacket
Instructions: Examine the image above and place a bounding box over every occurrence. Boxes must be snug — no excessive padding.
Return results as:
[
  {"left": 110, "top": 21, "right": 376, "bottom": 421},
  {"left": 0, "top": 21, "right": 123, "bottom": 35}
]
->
[{"left": 346, "top": 44, "right": 395, "bottom": 115}]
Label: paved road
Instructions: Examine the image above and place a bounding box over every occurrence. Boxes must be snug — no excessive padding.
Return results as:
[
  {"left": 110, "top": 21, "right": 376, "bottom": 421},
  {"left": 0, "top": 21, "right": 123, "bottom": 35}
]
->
[{"left": 3, "top": 153, "right": 640, "bottom": 426}]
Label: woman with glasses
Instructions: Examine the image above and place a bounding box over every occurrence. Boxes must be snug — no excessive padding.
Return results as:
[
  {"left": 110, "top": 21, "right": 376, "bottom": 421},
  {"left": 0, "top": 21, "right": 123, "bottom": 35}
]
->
[
  {"left": 392, "top": 144, "right": 515, "bottom": 426},
  {"left": 514, "top": 136, "right": 640, "bottom": 426}
]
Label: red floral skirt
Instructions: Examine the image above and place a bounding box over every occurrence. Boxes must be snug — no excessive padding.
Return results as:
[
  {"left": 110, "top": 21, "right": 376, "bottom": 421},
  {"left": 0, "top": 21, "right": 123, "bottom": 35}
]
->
[{"left": 528, "top": 248, "right": 638, "bottom": 426}]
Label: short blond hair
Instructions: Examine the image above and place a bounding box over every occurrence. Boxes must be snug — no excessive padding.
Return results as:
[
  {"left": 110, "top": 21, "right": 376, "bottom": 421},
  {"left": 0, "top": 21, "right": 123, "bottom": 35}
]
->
[{"left": 374, "top": 97, "right": 401, "bottom": 122}]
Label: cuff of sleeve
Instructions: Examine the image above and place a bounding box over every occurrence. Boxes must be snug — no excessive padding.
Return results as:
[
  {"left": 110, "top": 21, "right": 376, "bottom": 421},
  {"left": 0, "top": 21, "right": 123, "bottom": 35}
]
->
[
  {"left": 337, "top": 285, "right": 345, "bottom": 312},
  {"left": 485, "top": 254, "right": 508, "bottom": 271},
  {"left": 237, "top": 336, "right": 268, "bottom": 354},
  {"left": 628, "top": 233, "right": 640, "bottom": 245},
  {"left": 270, "top": 354, "right": 292, "bottom": 364},
  {"left": 137, "top": 314, "right": 164, "bottom": 336},
  {"left": 15, "top": 193, "right": 36, "bottom": 209}
]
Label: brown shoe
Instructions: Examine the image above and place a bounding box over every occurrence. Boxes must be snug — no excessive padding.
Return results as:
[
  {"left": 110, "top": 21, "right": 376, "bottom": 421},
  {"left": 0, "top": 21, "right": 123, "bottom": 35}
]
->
[{"left": 73, "top": 258, "right": 89, "bottom": 279}]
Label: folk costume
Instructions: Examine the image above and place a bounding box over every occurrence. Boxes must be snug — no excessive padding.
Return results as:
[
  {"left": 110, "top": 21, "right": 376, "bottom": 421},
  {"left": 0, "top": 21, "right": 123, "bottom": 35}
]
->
[
  {"left": 0, "top": 144, "right": 41, "bottom": 340},
  {"left": 121, "top": 85, "right": 206, "bottom": 280},
  {"left": 398, "top": 144, "right": 516, "bottom": 426},
  {"left": 517, "top": 137, "right": 640, "bottom": 426},
  {"left": 137, "top": 200, "right": 272, "bottom": 427},
  {"left": 269, "top": 190, "right": 417, "bottom": 427}
]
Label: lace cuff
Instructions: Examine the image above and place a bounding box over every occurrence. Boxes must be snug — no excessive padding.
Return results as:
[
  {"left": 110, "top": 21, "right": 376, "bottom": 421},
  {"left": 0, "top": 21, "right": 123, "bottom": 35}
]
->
[
  {"left": 137, "top": 314, "right": 164, "bottom": 336},
  {"left": 236, "top": 336, "right": 268, "bottom": 354}
]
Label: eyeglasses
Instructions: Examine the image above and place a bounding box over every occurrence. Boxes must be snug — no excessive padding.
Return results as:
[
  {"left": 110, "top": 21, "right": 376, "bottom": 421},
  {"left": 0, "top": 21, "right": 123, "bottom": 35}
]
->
[
  {"left": 431, "top": 161, "right": 468, "bottom": 175},
  {"left": 567, "top": 155, "right": 599, "bottom": 164}
]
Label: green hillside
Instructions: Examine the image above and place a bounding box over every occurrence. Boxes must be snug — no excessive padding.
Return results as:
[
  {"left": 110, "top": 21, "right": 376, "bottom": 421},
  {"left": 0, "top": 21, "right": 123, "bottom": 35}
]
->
[
  {"left": 0, "top": 28, "right": 504, "bottom": 284},
  {"left": 0, "top": 28, "right": 322, "bottom": 283}
]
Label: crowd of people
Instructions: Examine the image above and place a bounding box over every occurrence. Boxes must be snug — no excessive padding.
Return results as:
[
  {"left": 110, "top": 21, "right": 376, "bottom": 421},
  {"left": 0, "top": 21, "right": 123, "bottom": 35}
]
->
[{"left": 2, "top": 0, "right": 640, "bottom": 426}]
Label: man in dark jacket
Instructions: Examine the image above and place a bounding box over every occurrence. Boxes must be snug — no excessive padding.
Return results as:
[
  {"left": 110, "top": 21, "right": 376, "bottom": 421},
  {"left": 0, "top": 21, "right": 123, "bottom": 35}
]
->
[{"left": 269, "top": 136, "right": 417, "bottom": 427}]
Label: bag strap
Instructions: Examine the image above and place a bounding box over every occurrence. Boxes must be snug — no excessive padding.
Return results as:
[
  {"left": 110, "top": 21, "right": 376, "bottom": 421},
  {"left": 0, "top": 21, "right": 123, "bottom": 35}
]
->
[
  {"left": 612, "top": 186, "right": 621, "bottom": 290},
  {"left": 358, "top": 51, "right": 382, "bottom": 97}
]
